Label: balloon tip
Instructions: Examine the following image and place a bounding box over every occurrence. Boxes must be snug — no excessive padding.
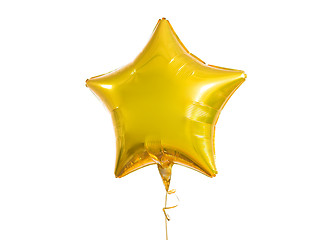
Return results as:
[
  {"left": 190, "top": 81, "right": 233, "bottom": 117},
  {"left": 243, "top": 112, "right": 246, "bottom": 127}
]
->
[
  {"left": 85, "top": 79, "right": 89, "bottom": 87},
  {"left": 160, "top": 17, "right": 169, "bottom": 23},
  {"left": 210, "top": 170, "right": 218, "bottom": 177}
]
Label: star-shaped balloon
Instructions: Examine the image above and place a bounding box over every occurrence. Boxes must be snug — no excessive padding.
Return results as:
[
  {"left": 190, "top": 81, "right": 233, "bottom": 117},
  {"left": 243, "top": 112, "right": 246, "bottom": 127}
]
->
[{"left": 86, "top": 18, "right": 246, "bottom": 190}]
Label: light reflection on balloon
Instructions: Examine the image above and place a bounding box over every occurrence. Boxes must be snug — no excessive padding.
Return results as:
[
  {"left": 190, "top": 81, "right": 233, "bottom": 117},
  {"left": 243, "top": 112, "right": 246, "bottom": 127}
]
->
[{"left": 86, "top": 18, "right": 246, "bottom": 191}]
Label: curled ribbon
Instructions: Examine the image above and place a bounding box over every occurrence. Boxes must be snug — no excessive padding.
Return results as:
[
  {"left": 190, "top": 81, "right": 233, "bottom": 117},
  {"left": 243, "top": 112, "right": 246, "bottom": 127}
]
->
[{"left": 162, "top": 189, "right": 179, "bottom": 221}]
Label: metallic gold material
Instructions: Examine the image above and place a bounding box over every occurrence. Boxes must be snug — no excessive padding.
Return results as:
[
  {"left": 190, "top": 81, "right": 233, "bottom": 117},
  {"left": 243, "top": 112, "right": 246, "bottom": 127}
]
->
[
  {"left": 86, "top": 18, "right": 246, "bottom": 190},
  {"left": 163, "top": 189, "right": 179, "bottom": 240}
]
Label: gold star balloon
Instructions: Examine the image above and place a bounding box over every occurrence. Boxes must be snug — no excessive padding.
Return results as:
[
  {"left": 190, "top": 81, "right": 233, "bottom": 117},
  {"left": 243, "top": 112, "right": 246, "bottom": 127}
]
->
[{"left": 86, "top": 18, "right": 246, "bottom": 191}]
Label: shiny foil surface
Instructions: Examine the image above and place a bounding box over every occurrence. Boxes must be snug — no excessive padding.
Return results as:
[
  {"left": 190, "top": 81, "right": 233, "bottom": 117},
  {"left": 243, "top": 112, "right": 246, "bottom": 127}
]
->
[{"left": 86, "top": 18, "right": 246, "bottom": 190}]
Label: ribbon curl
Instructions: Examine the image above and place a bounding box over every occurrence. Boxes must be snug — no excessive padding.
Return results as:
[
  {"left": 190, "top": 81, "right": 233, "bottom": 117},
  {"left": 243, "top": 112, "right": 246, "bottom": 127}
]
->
[{"left": 163, "top": 189, "right": 179, "bottom": 240}]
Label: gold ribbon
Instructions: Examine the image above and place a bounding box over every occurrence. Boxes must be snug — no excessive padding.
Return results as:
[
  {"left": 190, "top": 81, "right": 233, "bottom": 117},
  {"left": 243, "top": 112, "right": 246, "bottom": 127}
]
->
[{"left": 163, "top": 189, "right": 179, "bottom": 240}]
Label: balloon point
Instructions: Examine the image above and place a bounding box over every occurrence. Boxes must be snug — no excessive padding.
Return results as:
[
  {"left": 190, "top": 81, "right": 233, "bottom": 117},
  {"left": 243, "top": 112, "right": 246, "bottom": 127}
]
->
[{"left": 85, "top": 79, "right": 89, "bottom": 87}]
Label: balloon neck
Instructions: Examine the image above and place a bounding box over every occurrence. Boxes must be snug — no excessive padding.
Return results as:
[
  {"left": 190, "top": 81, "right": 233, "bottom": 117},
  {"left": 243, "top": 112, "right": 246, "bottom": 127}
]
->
[{"left": 157, "top": 162, "right": 173, "bottom": 191}]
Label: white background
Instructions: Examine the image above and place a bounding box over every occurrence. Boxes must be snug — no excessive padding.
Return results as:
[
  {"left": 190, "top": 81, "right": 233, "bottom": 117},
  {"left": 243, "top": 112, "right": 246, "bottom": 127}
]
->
[{"left": 0, "top": 0, "right": 334, "bottom": 239}]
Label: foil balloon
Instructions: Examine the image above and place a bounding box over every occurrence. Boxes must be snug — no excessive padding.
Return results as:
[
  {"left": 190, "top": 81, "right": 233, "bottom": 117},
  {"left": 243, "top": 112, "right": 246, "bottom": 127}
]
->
[{"left": 86, "top": 18, "right": 246, "bottom": 191}]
